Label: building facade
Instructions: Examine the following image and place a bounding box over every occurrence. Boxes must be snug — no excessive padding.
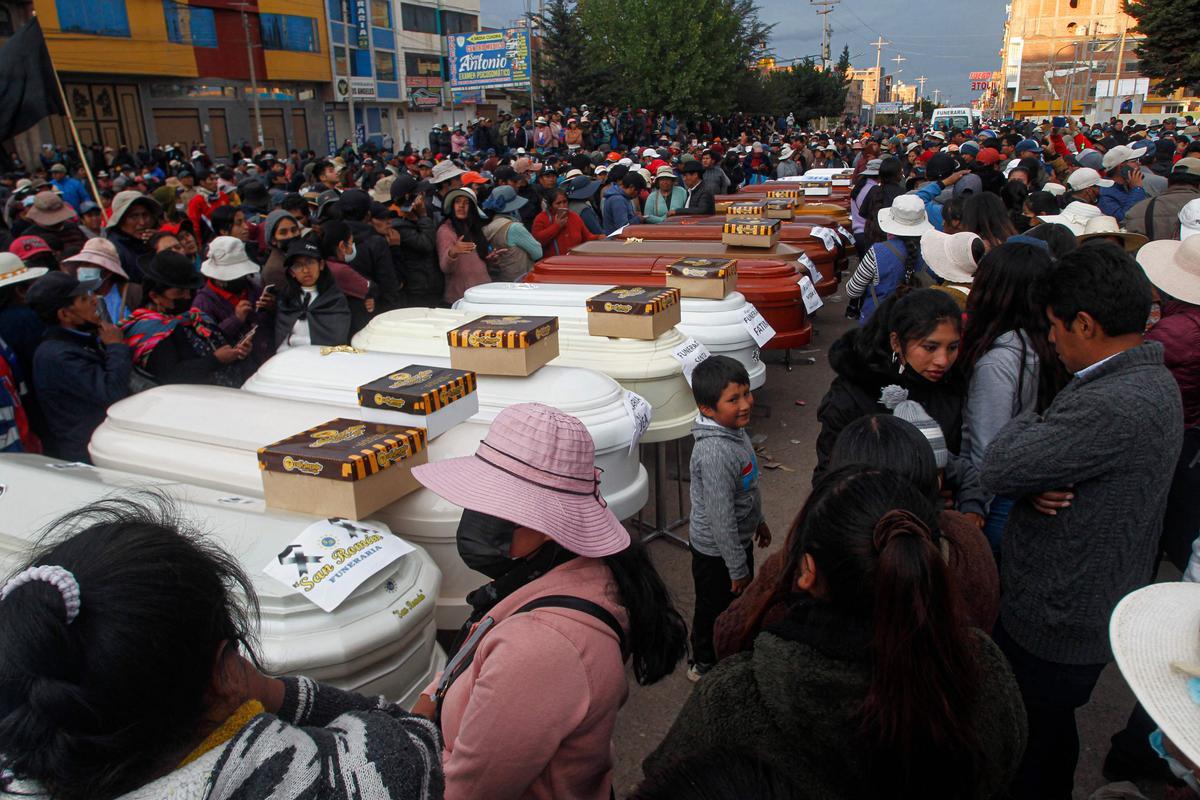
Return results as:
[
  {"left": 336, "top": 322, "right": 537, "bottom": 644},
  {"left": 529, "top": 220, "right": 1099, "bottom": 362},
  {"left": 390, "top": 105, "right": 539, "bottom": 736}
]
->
[{"left": 999, "top": 0, "right": 1197, "bottom": 120}]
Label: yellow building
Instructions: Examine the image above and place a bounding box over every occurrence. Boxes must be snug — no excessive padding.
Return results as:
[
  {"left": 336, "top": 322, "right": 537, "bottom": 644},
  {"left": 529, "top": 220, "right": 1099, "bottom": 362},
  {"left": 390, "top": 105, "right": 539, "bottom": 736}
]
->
[{"left": 999, "top": 0, "right": 1197, "bottom": 120}]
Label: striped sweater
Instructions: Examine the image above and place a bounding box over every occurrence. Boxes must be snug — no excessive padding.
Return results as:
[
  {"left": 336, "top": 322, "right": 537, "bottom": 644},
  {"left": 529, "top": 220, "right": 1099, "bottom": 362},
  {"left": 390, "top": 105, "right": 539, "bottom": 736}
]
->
[{"left": 1, "top": 677, "right": 443, "bottom": 800}]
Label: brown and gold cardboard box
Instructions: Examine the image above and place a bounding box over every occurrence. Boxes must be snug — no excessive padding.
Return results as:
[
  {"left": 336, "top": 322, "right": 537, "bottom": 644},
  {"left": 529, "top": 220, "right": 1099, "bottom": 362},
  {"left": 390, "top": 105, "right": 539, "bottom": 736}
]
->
[
  {"left": 446, "top": 315, "right": 560, "bottom": 376},
  {"left": 721, "top": 218, "right": 781, "bottom": 248},
  {"left": 763, "top": 198, "right": 795, "bottom": 220},
  {"left": 831, "top": 170, "right": 854, "bottom": 186},
  {"left": 585, "top": 286, "right": 682, "bottom": 340},
  {"left": 765, "top": 188, "right": 801, "bottom": 200},
  {"left": 726, "top": 200, "right": 766, "bottom": 217},
  {"left": 258, "top": 418, "right": 429, "bottom": 520},
  {"left": 665, "top": 257, "right": 738, "bottom": 299},
  {"left": 798, "top": 179, "right": 832, "bottom": 196},
  {"left": 356, "top": 366, "right": 479, "bottom": 439}
]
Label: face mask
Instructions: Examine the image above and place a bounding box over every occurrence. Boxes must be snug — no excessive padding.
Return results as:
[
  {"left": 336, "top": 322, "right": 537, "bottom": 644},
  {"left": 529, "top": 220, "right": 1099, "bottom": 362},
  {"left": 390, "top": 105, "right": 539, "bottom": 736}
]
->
[
  {"left": 1150, "top": 729, "right": 1200, "bottom": 795},
  {"left": 223, "top": 277, "right": 249, "bottom": 294},
  {"left": 456, "top": 509, "right": 518, "bottom": 579},
  {"left": 344, "top": 243, "right": 357, "bottom": 262},
  {"left": 168, "top": 296, "right": 193, "bottom": 315},
  {"left": 77, "top": 267, "right": 102, "bottom": 283}
]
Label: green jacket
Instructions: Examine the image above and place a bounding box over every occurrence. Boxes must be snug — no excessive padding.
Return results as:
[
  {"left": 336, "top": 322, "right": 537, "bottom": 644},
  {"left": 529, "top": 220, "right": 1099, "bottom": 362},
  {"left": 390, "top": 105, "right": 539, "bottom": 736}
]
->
[
  {"left": 642, "top": 185, "right": 687, "bottom": 223},
  {"left": 645, "top": 619, "right": 1026, "bottom": 799}
]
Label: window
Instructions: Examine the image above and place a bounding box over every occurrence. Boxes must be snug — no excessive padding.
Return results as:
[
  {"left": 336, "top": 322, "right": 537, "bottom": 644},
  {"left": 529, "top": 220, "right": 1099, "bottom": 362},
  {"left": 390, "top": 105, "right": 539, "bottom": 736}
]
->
[
  {"left": 440, "top": 9, "right": 477, "bottom": 34},
  {"left": 351, "top": 48, "right": 371, "bottom": 77},
  {"left": 401, "top": 2, "right": 437, "bottom": 33},
  {"left": 405, "top": 52, "right": 443, "bottom": 78},
  {"left": 163, "top": 0, "right": 217, "bottom": 47},
  {"left": 375, "top": 50, "right": 396, "bottom": 81},
  {"left": 260, "top": 14, "right": 319, "bottom": 53},
  {"left": 56, "top": 0, "right": 129, "bottom": 36},
  {"left": 371, "top": 0, "right": 391, "bottom": 28},
  {"left": 334, "top": 45, "right": 348, "bottom": 76},
  {"left": 326, "top": 0, "right": 342, "bottom": 22}
]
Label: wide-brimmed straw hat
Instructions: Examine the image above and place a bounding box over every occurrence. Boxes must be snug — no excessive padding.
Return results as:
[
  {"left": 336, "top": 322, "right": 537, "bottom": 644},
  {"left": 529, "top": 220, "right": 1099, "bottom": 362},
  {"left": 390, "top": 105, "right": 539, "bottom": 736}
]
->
[
  {"left": 1110, "top": 582, "right": 1200, "bottom": 769},
  {"left": 1137, "top": 234, "right": 1200, "bottom": 305},
  {"left": 413, "top": 403, "right": 630, "bottom": 558},
  {"left": 0, "top": 253, "right": 47, "bottom": 290},
  {"left": 877, "top": 194, "right": 933, "bottom": 237},
  {"left": 26, "top": 192, "right": 77, "bottom": 226},
  {"left": 920, "top": 230, "right": 982, "bottom": 284},
  {"left": 1076, "top": 215, "right": 1149, "bottom": 252}
]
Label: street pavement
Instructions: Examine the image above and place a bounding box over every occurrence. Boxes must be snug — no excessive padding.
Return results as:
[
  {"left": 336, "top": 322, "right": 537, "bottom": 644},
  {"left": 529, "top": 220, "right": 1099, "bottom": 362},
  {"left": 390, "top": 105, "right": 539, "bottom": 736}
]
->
[{"left": 611, "top": 292, "right": 1176, "bottom": 800}]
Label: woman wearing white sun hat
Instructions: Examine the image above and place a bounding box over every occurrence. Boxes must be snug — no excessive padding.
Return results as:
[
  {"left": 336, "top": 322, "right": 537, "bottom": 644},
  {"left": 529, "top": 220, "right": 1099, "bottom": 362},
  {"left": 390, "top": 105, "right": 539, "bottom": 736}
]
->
[
  {"left": 920, "top": 229, "right": 986, "bottom": 311},
  {"left": 845, "top": 194, "right": 935, "bottom": 324}
]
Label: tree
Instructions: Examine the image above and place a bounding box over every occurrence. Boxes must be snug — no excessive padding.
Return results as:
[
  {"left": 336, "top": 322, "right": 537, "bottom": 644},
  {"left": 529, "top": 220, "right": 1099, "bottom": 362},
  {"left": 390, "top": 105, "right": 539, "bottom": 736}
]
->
[
  {"left": 534, "top": 0, "right": 610, "bottom": 108},
  {"left": 576, "top": 0, "right": 773, "bottom": 114},
  {"left": 1125, "top": 0, "right": 1200, "bottom": 93},
  {"left": 835, "top": 44, "right": 851, "bottom": 76},
  {"left": 776, "top": 59, "right": 849, "bottom": 125}
]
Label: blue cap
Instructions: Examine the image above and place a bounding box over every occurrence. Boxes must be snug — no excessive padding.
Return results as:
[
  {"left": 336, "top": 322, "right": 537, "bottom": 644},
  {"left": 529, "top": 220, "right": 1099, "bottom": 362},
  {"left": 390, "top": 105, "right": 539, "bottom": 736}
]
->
[
  {"left": 960, "top": 141, "right": 980, "bottom": 156},
  {"left": 1016, "top": 139, "right": 1042, "bottom": 153},
  {"left": 1131, "top": 139, "right": 1155, "bottom": 153}
]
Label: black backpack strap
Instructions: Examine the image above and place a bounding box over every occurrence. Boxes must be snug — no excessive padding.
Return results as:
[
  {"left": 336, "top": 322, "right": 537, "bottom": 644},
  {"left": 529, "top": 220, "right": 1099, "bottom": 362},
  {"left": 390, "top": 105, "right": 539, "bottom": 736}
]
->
[
  {"left": 1145, "top": 197, "right": 1159, "bottom": 241},
  {"left": 516, "top": 595, "right": 628, "bottom": 658}
]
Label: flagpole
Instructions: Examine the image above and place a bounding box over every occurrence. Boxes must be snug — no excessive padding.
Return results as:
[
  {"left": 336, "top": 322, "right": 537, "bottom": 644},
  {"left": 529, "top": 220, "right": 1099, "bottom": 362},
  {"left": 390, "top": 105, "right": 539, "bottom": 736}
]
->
[{"left": 32, "top": 12, "right": 104, "bottom": 213}]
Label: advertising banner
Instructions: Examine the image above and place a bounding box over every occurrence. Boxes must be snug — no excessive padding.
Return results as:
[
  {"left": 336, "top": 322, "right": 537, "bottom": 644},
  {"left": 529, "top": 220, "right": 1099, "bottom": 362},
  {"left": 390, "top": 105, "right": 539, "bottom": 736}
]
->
[{"left": 446, "top": 28, "right": 531, "bottom": 90}]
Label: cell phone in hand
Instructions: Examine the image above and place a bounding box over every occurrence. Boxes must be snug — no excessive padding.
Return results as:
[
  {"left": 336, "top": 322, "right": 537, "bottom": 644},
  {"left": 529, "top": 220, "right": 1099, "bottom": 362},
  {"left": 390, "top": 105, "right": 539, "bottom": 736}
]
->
[
  {"left": 262, "top": 284, "right": 276, "bottom": 296},
  {"left": 238, "top": 324, "right": 258, "bottom": 348}
]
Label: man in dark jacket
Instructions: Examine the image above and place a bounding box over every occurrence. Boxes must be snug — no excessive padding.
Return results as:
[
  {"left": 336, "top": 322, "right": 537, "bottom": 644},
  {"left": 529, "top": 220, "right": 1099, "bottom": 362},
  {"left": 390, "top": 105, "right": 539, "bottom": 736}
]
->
[
  {"left": 1125, "top": 157, "right": 1200, "bottom": 240},
  {"left": 674, "top": 160, "right": 716, "bottom": 216},
  {"left": 981, "top": 243, "right": 1183, "bottom": 800},
  {"left": 389, "top": 175, "right": 443, "bottom": 307},
  {"left": 337, "top": 190, "right": 403, "bottom": 310},
  {"left": 25, "top": 272, "right": 131, "bottom": 463}
]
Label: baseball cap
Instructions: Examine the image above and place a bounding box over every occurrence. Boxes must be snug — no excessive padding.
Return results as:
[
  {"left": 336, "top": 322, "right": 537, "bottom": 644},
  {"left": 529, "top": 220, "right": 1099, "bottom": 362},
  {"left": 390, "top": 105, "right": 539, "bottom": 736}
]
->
[
  {"left": 9, "top": 236, "right": 53, "bottom": 261},
  {"left": 1067, "top": 167, "right": 1114, "bottom": 191},
  {"left": 25, "top": 271, "right": 101, "bottom": 317},
  {"left": 283, "top": 237, "right": 323, "bottom": 267},
  {"left": 1102, "top": 144, "right": 1139, "bottom": 170},
  {"left": 1172, "top": 157, "right": 1200, "bottom": 178},
  {"left": 974, "top": 148, "right": 1004, "bottom": 166}
]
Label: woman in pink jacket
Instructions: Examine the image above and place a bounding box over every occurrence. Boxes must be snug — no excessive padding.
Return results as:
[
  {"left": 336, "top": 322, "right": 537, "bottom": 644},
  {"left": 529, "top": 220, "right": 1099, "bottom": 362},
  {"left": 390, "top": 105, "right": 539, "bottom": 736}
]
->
[
  {"left": 436, "top": 188, "right": 496, "bottom": 304},
  {"left": 412, "top": 403, "right": 688, "bottom": 800}
]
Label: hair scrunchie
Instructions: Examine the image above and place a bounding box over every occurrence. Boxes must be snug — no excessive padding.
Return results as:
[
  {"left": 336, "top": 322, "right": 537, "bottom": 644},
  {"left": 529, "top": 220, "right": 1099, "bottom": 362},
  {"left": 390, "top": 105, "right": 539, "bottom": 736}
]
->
[{"left": 0, "top": 565, "right": 82, "bottom": 624}]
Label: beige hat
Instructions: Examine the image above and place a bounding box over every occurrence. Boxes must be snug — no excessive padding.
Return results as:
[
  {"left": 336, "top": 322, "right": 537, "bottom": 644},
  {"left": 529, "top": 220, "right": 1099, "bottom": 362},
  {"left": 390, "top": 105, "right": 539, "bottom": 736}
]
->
[
  {"left": 201, "top": 236, "right": 260, "bottom": 281},
  {"left": 1042, "top": 182, "right": 1067, "bottom": 197},
  {"left": 1067, "top": 167, "right": 1113, "bottom": 192},
  {"left": 512, "top": 157, "right": 541, "bottom": 174},
  {"left": 1076, "top": 215, "right": 1148, "bottom": 252},
  {"left": 0, "top": 252, "right": 48, "bottom": 289},
  {"left": 1102, "top": 144, "right": 1139, "bottom": 170},
  {"left": 1037, "top": 200, "right": 1105, "bottom": 235},
  {"left": 106, "top": 190, "right": 159, "bottom": 229},
  {"left": 370, "top": 174, "right": 396, "bottom": 203},
  {"left": 429, "top": 159, "right": 465, "bottom": 184},
  {"left": 26, "top": 191, "right": 78, "bottom": 226},
  {"left": 1110, "top": 582, "right": 1200, "bottom": 769},
  {"left": 62, "top": 238, "right": 127, "bottom": 280},
  {"left": 877, "top": 194, "right": 933, "bottom": 237},
  {"left": 1137, "top": 234, "right": 1200, "bottom": 305},
  {"left": 919, "top": 230, "right": 982, "bottom": 284},
  {"left": 654, "top": 165, "right": 678, "bottom": 181}
]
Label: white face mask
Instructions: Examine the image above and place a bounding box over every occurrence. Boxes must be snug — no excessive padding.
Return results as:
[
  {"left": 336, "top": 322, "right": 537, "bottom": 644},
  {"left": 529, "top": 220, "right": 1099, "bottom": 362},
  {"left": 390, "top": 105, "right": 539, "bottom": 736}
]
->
[
  {"left": 76, "top": 267, "right": 102, "bottom": 283},
  {"left": 344, "top": 243, "right": 357, "bottom": 262}
]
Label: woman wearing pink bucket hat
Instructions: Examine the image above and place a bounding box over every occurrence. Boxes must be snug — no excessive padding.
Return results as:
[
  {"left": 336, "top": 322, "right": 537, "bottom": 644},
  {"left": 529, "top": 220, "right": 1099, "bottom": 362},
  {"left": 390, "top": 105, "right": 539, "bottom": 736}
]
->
[{"left": 412, "top": 402, "right": 687, "bottom": 800}]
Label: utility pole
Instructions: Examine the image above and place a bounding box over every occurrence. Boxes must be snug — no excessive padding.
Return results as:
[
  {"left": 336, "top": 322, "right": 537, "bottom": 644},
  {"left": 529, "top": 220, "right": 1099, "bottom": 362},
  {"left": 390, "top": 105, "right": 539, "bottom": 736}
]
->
[
  {"left": 811, "top": 0, "right": 839, "bottom": 71},
  {"left": 1110, "top": 22, "right": 1128, "bottom": 118},
  {"left": 869, "top": 36, "right": 889, "bottom": 125},
  {"left": 239, "top": 5, "right": 264, "bottom": 149},
  {"left": 916, "top": 74, "right": 927, "bottom": 99},
  {"left": 890, "top": 53, "right": 906, "bottom": 102},
  {"left": 933, "top": 88, "right": 941, "bottom": 105},
  {"left": 340, "top": 0, "right": 356, "bottom": 152}
]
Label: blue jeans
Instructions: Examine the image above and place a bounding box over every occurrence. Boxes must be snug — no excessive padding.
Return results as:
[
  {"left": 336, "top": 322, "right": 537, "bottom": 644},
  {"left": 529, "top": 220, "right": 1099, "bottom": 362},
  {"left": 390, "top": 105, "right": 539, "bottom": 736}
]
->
[{"left": 984, "top": 496, "right": 1015, "bottom": 561}]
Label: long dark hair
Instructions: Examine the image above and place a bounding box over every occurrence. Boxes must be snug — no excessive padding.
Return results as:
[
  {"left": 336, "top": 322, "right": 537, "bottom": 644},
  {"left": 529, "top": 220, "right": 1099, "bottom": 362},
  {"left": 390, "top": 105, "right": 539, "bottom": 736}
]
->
[
  {"left": 785, "top": 467, "right": 981, "bottom": 797},
  {"left": 961, "top": 192, "right": 1017, "bottom": 249},
  {"left": 960, "top": 241, "right": 1067, "bottom": 411},
  {"left": 0, "top": 496, "right": 260, "bottom": 800},
  {"left": 603, "top": 541, "right": 687, "bottom": 685},
  {"left": 830, "top": 414, "right": 940, "bottom": 501},
  {"left": 855, "top": 288, "right": 963, "bottom": 374},
  {"left": 895, "top": 235, "right": 922, "bottom": 285},
  {"left": 443, "top": 193, "right": 490, "bottom": 261}
]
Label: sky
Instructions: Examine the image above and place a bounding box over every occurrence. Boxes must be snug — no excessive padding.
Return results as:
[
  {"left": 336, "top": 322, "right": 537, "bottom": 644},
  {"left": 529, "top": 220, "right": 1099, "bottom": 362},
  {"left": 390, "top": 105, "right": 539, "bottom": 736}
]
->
[{"left": 478, "top": 0, "right": 1007, "bottom": 106}]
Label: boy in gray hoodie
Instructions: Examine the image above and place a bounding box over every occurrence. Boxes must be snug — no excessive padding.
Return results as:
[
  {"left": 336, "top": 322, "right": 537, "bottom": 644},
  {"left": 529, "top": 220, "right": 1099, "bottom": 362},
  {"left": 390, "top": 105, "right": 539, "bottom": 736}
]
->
[{"left": 687, "top": 356, "right": 770, "bottom": 681}]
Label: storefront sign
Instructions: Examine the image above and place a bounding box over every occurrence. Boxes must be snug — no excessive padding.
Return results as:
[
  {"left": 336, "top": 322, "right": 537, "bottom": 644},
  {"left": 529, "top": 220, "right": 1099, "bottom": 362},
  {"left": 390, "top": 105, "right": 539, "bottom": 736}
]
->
[
  {"left": 335, "top": 77, "right": 377, "bottom": 101},
  {"left": 446, "top": 28, "right": 531, "bottom": 90},
  {"left": 324, "top": 103, "right": 337, "bottom": 154},
  {"left": 452, "top": 88, "right": 486, "bottom": 105},
  {"left": 408, "top": 87, "right": 441, "bottom": 110},
  {"left": 970, "top": 71, "right": 997, "bottom": 92},
  {"left": 354, "top": 0, "right": 369, "bottom": 48}
]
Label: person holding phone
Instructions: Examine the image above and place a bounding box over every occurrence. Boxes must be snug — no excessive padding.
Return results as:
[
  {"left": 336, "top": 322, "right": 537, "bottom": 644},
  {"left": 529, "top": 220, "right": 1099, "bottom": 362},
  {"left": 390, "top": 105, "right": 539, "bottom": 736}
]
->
[
  {"left": 193, "top": 236, "right": 275, "bottom": 367},
  {"left": 1099, "top": 145, "right": 1148, "bottom": 222},
  {"left": 532, "top": 187, "right": 598, "bottom": 256}
]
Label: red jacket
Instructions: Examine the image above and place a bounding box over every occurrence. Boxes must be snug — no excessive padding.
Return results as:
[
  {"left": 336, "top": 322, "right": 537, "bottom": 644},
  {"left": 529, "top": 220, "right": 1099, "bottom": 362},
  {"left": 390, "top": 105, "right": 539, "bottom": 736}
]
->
[
  {"left": 531, "top": 210, "right": 598, "bottom": 257},
  {"left": 187, "top": 190, "right": 229, "bottom": 241},
  {"left": 1146, "top": 300, "right": 1200, "bottom": 428}
]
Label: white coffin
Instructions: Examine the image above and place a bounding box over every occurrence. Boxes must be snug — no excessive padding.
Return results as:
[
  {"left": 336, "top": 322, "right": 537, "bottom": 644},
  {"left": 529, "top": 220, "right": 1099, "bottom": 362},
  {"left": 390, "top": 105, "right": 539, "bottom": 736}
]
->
[
  {"left": 454, "top": 283, "right": 767, "bottom": 390},
  {"left": 0, "top": 454, "right": 443, "bottom": 705},
  {"left": 90, "top": 378, "right": 647, "bottom": 630},
  {"left": 353, "top": 309, "right": 696, "bottom": 442}
]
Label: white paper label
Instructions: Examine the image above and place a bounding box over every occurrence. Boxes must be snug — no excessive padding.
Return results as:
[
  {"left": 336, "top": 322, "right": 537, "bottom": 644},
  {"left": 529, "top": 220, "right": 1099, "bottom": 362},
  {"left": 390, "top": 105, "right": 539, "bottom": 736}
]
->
[
  {"left": 799, "top": 276, "right": 824, "bottom": 314},
  {"left": 810, "top": 226, "right": 838, "bottom": 251},
  {"left": 740, "top": 305, "right": 777, "bottom": 347},
  {"left": 607, "top": 223, "right": 628, "bottom": 239},
  {"left": 670, "top": 336, "right": 711, "bottom": 384},
  {"left": 263, "top": 517, "right": 414, "bottom": 613},
  {"left": 837, "top": 224, "right": 854, "bottom": 243},
  {"left": 798, "top": 252, "right": 823, "bottom": 283},
  {"left": 45, "top": 461, "right": 96, "bottom": 470},
  {"left": 218, "top": 495, "right": 256, "bottom": 506},
  {"left": 623, "top": 389, "right": 653, "bottom": 454}
]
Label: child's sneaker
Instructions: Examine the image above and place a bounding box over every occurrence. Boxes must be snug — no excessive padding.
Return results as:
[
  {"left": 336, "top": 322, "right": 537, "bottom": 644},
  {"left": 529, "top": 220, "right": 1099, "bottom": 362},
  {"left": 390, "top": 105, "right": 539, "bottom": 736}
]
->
[{"left": 686, "top": 662, "right": 713, "bottom": 683}]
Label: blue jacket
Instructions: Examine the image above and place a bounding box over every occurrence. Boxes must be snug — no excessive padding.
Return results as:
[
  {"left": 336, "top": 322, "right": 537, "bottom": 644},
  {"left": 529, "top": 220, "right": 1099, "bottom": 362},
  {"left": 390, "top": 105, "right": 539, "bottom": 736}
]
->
[
  {"left": 860, "top": 239, "right": 930, "bottom": 323},
  {"left": 1099, "top": 183, "right": 1147, "bottom": 222},
  {"left": 914, "top": 182, "right": 946, "bottom": 231},
  {"left": 32, "top": 327, "right": 132, "bottom": 462},
  {"left": 601, "top": 184, "right": 640, "bottom": 234},
  {"left": 52, "top": 176, "right": 91, "bottom": 212}
]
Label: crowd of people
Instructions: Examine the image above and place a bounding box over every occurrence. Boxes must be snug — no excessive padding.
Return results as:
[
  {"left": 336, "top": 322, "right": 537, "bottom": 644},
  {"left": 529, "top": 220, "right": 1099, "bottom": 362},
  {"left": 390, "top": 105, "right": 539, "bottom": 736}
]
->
[{"left": 0, "top": 105, "right": 1198, "bottom": 800}]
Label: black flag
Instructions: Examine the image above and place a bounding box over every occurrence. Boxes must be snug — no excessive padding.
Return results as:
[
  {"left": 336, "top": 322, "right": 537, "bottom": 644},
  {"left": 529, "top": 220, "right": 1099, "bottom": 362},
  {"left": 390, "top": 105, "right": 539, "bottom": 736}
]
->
[{"left": 0, "top": 18, "right": 66, "bottom": 143}]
